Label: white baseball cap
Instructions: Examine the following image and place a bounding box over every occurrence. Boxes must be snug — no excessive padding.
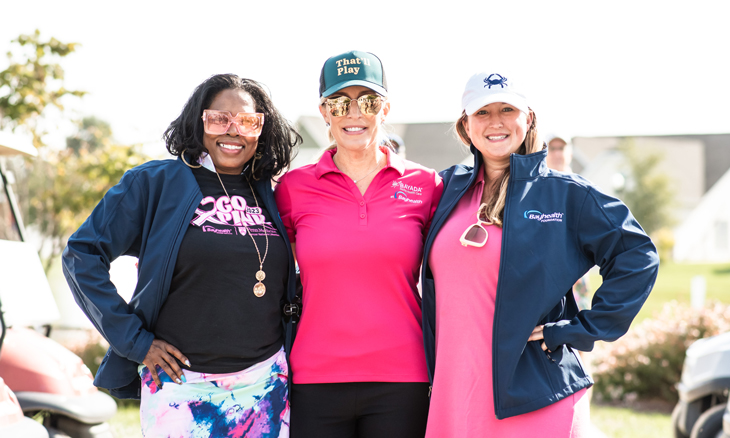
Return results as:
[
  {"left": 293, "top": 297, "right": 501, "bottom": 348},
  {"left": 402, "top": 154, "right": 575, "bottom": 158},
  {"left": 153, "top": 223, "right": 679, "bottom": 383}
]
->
[{"left": 461, "top": 72, "right": 529, "bottom": 116}]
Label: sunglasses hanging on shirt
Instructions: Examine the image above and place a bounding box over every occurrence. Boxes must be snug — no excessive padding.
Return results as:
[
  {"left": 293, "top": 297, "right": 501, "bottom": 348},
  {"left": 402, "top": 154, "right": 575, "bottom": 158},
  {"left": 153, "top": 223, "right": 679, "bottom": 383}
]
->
[{"left": 460, "top": 203, "right": 492, "bottom": 247}]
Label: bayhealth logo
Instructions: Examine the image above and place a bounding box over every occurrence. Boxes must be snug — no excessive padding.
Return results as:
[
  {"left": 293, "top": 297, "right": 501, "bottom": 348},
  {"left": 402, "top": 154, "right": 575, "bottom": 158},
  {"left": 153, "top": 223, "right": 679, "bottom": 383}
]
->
[
  {"left": 524, "top": 210, "right": 564, "bottom": 223},
  {"left": 394, "top": 191, "right": 423, "bottom": 204}
]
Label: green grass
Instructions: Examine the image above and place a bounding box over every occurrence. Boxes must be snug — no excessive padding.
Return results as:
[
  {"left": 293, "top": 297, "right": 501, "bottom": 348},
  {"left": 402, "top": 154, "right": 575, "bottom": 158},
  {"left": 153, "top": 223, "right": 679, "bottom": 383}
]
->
[
  {"left": 110, "top": 402, "right": 668, "bottom": 437},
  {"left": 589, "top": 261, "right": 730, "bottom": 323},
  {"left": 591, "top": 404, "right": 671, "bottom": 438},
  {"left": 109, "top": 404, "right": 142, "bottom": 438}
]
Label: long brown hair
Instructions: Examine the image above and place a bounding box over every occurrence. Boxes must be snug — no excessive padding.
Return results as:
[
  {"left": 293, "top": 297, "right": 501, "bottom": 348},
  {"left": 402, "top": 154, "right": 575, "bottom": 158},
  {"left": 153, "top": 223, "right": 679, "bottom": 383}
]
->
[{"left": 454, "top": 108, "right": 542, "bottom": 227}]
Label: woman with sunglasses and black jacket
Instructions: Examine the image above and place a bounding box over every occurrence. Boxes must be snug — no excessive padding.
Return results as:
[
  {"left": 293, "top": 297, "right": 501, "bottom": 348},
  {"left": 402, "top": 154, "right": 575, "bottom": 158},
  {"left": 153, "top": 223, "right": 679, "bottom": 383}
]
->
[
  {"left": 274, "top": 50, "right": 443, "bottom": 438},
  {"left": 420, "top": 72, "right": 659, "bottom": 437},
  {"left": 63, "top": 74, "right": 301, "bottom": 437}
]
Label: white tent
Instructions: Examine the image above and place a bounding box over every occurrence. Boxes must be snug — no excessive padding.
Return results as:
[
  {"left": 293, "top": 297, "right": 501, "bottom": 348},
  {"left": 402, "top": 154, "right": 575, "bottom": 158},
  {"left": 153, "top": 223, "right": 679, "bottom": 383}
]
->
[{"left": 674, "top": 167, "right": 730, "bottom": 262}]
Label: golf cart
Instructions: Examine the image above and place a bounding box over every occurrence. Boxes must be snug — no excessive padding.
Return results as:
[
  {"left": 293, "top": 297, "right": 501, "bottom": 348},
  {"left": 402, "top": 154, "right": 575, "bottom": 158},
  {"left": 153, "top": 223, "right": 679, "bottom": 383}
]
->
[
  {"left": 0, "top": 133, "right": 117, "bottom": 437},
  {"left": 673, "top": 331, "right": 730, "bottom": 438}
]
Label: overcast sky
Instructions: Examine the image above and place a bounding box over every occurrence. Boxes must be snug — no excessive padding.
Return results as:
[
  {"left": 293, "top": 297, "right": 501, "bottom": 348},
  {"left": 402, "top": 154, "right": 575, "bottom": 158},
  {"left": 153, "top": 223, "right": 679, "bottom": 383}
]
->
[{"left": 2, "top": 0, "right": 728, "bottom": 156}]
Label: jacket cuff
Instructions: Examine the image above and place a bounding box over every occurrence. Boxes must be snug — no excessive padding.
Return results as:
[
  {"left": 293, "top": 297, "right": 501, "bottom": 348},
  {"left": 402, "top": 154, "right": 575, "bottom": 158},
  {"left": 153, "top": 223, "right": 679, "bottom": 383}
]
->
[
  {"left": 543, "top": 320, "right": 571, "bottom": 352},
  {"left": 128, "top": 329, "right": 155, "bottom": 364}
]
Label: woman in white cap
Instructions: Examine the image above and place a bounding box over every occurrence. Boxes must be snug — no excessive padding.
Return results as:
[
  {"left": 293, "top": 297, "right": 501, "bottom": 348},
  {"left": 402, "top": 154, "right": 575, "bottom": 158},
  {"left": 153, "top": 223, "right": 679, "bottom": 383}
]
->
[
  {"left": 419, "top": 72, "right": 659, "bottom": 437},
  {"left": 275, "top": 50, "right": 443, "bottom": 437}
]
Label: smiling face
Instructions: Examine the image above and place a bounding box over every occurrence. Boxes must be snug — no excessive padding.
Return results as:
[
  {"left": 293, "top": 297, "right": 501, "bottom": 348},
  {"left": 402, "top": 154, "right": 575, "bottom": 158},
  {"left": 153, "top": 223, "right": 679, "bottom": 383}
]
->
[
  {"left": 463, "top": 102, "right": 533, "bottom": 166},
  {"left": 203, "top": 88, "right": 259, "bottom": 175},
  {"left": 319, "top": 85, "right": 389, "bottom": 152}
]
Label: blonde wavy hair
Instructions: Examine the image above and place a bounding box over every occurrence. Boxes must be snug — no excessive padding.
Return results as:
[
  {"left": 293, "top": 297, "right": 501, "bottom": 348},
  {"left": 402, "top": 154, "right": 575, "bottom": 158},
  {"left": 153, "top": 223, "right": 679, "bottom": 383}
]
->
[{"left": 454, "top": 108, "right": 542, "bottom": 227}]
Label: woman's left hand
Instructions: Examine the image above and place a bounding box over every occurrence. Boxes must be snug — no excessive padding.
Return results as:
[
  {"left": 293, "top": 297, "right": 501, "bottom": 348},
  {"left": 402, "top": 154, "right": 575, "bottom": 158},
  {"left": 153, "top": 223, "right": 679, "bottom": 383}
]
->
[{"left": 528, "top": 325, "right": 550, "bottom": 352}]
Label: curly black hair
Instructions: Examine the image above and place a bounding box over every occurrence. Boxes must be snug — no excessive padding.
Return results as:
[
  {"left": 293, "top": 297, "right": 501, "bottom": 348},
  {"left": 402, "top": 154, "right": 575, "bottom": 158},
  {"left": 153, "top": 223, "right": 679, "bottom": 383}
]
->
[{"left": 164, "top": 74, "right": 301, "bottom": 180}]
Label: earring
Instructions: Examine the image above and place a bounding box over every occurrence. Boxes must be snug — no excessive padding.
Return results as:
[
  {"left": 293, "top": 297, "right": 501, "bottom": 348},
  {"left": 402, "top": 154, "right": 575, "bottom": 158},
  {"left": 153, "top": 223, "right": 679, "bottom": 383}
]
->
[
  {"left": 251, "top": 151, "right": 264, "bottom": 174},
  {"left": 181, "top": 149, "right": 201, "bottom": 169}
]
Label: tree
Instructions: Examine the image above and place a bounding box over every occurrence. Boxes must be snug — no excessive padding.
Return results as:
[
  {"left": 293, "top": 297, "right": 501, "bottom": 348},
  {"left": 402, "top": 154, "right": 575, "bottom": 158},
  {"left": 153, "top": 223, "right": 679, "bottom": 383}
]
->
[
  {"left": 1, "top": 32, "right": 148, "bottom": 269},
  {"left": 66, "top": 116, "right": 113, "bottom": 154},
  {"left": 616, "top": 138, "right": 675, "bottom": 236},
  {"left": 0, "top": 29, "right": 85, "bottom": 147},
  {"left": 15, "top": 117, "right": 148, "bottom": 271}
]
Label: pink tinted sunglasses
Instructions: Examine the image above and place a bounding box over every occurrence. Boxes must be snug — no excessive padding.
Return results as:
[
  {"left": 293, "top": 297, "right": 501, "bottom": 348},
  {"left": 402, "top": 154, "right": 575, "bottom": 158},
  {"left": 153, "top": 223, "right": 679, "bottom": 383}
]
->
[{"left": 201, "top": 110, "right": 265, "bottom": 137}]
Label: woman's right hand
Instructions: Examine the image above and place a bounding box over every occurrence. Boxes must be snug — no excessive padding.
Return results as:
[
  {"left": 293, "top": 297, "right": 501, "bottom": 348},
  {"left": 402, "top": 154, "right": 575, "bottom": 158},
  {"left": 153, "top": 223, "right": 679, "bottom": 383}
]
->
[
  {"left": 528, "top": 325, "right": 550, "bottom": 352},
  {"left": 142, "top": 339, "right": 190, "bottom": 388}
]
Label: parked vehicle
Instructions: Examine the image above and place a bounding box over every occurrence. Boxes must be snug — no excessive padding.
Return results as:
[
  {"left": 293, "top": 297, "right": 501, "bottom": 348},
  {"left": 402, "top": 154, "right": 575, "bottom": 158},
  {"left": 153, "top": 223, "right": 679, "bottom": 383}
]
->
[
  {"left": 673, "top": 331, "right": 730, "bottom": 438},
  {"left": 0, "top": 363, "right": 49, "bottom": 438},
  {"left": 0, "top": 134, "right": 117, "bottom": 438},
  {"left": 722, "top": 402, "right": 730, "bottom": 438}
]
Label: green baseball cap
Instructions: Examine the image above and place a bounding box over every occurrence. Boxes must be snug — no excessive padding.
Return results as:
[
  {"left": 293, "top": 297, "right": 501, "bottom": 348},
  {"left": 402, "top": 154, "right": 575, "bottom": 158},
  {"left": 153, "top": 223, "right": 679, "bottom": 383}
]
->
[{"left": 319, "top": 50, "right": 388, "bottom": 98}]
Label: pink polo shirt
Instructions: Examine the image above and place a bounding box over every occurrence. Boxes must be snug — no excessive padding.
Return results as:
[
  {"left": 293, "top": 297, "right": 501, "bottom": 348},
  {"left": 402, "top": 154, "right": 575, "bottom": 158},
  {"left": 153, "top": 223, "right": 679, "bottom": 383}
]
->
[{"left": 274, "top": 147, "right": 443, "bottom": 384}]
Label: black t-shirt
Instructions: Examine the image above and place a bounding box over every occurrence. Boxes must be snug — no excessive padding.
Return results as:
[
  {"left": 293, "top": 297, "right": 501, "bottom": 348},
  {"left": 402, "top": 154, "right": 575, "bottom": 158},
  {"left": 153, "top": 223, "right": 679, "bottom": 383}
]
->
[{"left": 154, "top": 167, "right": 288, "bottom": 373}]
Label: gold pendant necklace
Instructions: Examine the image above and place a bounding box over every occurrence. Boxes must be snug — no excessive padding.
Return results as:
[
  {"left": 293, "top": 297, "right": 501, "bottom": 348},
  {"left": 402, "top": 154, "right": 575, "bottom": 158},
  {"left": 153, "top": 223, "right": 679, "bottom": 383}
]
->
[{"left": 214, "top": 169, "right": 269, "bottom": 298}]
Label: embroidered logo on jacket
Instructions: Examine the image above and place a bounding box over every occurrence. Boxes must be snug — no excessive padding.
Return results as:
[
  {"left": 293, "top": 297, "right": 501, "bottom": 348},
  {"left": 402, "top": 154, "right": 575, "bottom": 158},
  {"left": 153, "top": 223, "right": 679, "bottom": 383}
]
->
[{"left": 524, "top": 210, "right": 564, "bottom": 223}]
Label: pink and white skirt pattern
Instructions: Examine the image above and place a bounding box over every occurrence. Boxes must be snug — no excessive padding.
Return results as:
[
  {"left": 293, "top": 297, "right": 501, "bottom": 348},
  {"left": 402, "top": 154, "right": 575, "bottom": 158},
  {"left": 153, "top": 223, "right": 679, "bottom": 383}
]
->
[{"left": 138, "top": 347, "right": 289, "bottom": 438}]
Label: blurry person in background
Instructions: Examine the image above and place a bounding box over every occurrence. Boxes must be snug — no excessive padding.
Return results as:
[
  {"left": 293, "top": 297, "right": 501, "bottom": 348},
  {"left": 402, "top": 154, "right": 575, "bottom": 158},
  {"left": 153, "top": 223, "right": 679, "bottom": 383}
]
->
[
  {"left": 546, "top": 134, "right": 596, "bottom": 421},
  {"left": 546, "top": 135, "right": 573, "bottom": 173},
  {"left": 546, "top": 135, "right": 591, "bottom": 311},
  {"left": 386, "top": 132, "right": 406, "bottom": 158}
]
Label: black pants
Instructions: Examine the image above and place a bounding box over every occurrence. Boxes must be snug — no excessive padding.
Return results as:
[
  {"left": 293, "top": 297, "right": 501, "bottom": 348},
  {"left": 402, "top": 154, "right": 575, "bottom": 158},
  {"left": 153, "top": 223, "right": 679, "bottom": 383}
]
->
[{"left": 290, "top": 382, "right": 430, "bottom": 438}]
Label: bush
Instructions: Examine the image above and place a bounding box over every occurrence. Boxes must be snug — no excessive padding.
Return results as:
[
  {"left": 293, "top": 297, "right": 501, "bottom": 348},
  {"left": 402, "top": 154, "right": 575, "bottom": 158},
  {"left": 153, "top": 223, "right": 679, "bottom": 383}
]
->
[
  {"left": 76, "top": 339, "right": 109, "bottom": 377},
  {"left": 592, "top": 300, "right": 730, "bottom": 404},
  {"left": 58, "top": 329, "right": 109, "bottom": 377},
  {"left": 63, "top": 330, "right": 140, "bottom": 408},
  {"left": 652, "top": 227, "right": 675, "bottom": 264}
]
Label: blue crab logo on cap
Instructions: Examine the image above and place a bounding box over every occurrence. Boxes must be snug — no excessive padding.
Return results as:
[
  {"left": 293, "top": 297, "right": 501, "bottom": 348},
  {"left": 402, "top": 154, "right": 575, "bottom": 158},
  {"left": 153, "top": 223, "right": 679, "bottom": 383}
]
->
[{"left": 484, "top": 73, "right": 508, "bottom": 89}]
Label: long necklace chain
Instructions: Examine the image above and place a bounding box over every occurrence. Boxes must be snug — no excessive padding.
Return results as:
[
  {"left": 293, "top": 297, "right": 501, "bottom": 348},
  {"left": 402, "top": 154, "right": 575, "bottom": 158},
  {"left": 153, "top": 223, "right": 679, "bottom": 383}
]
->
[
  {"left": 335, "top": 156, "right": 382, "bottom": 184},
  {"left": 214, "top": 170, "right": 269, "bottom": 298}
]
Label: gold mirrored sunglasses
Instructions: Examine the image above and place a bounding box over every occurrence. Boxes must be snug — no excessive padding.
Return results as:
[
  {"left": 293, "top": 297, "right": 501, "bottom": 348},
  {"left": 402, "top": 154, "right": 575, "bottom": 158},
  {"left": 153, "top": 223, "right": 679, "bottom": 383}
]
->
[
  {"left": 460, "top": 203, "right": 492, "bottom": 247},
  {"left": 322, "top": 94, "right": 385, "bottom": 117}
]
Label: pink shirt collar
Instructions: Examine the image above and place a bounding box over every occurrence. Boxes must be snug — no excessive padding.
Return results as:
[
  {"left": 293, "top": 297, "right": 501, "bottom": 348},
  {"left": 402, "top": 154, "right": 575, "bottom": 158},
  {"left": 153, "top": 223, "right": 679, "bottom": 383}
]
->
[
  {"left": 314, "top": 146, "right": 406, "bottom": 179},
  {"left": 474, "top": 162, "right": 486, "bottom": 191}
]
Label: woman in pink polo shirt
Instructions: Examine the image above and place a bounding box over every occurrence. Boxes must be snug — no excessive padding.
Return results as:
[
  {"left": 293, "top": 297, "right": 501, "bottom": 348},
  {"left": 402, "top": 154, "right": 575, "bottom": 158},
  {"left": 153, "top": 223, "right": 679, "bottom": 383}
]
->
[{"left": 274, "top": 50, "right": 443, "bottom": 438}]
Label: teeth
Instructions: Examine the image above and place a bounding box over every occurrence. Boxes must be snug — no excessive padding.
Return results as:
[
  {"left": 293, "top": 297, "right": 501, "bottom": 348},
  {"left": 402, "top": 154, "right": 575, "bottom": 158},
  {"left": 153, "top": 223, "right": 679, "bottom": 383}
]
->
[
  {"left": 344, "top": 127, "right": 365, "bottom": 132},
  {"left": 218, "top": 143, "right": 243, "bottom": 150},
  {"left": 488, "top": 135, "right": 507, "bottom": 140}
]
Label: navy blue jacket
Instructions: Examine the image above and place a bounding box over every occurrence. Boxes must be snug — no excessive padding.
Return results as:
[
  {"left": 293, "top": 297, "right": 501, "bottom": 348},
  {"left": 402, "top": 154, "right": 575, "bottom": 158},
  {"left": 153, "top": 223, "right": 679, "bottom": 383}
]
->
[
  {"left": 62, "top": 156, "right": 297, "bottom": 399},
  {"left": 421, "top": 147, "right": 659, "bottom": 419}
]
